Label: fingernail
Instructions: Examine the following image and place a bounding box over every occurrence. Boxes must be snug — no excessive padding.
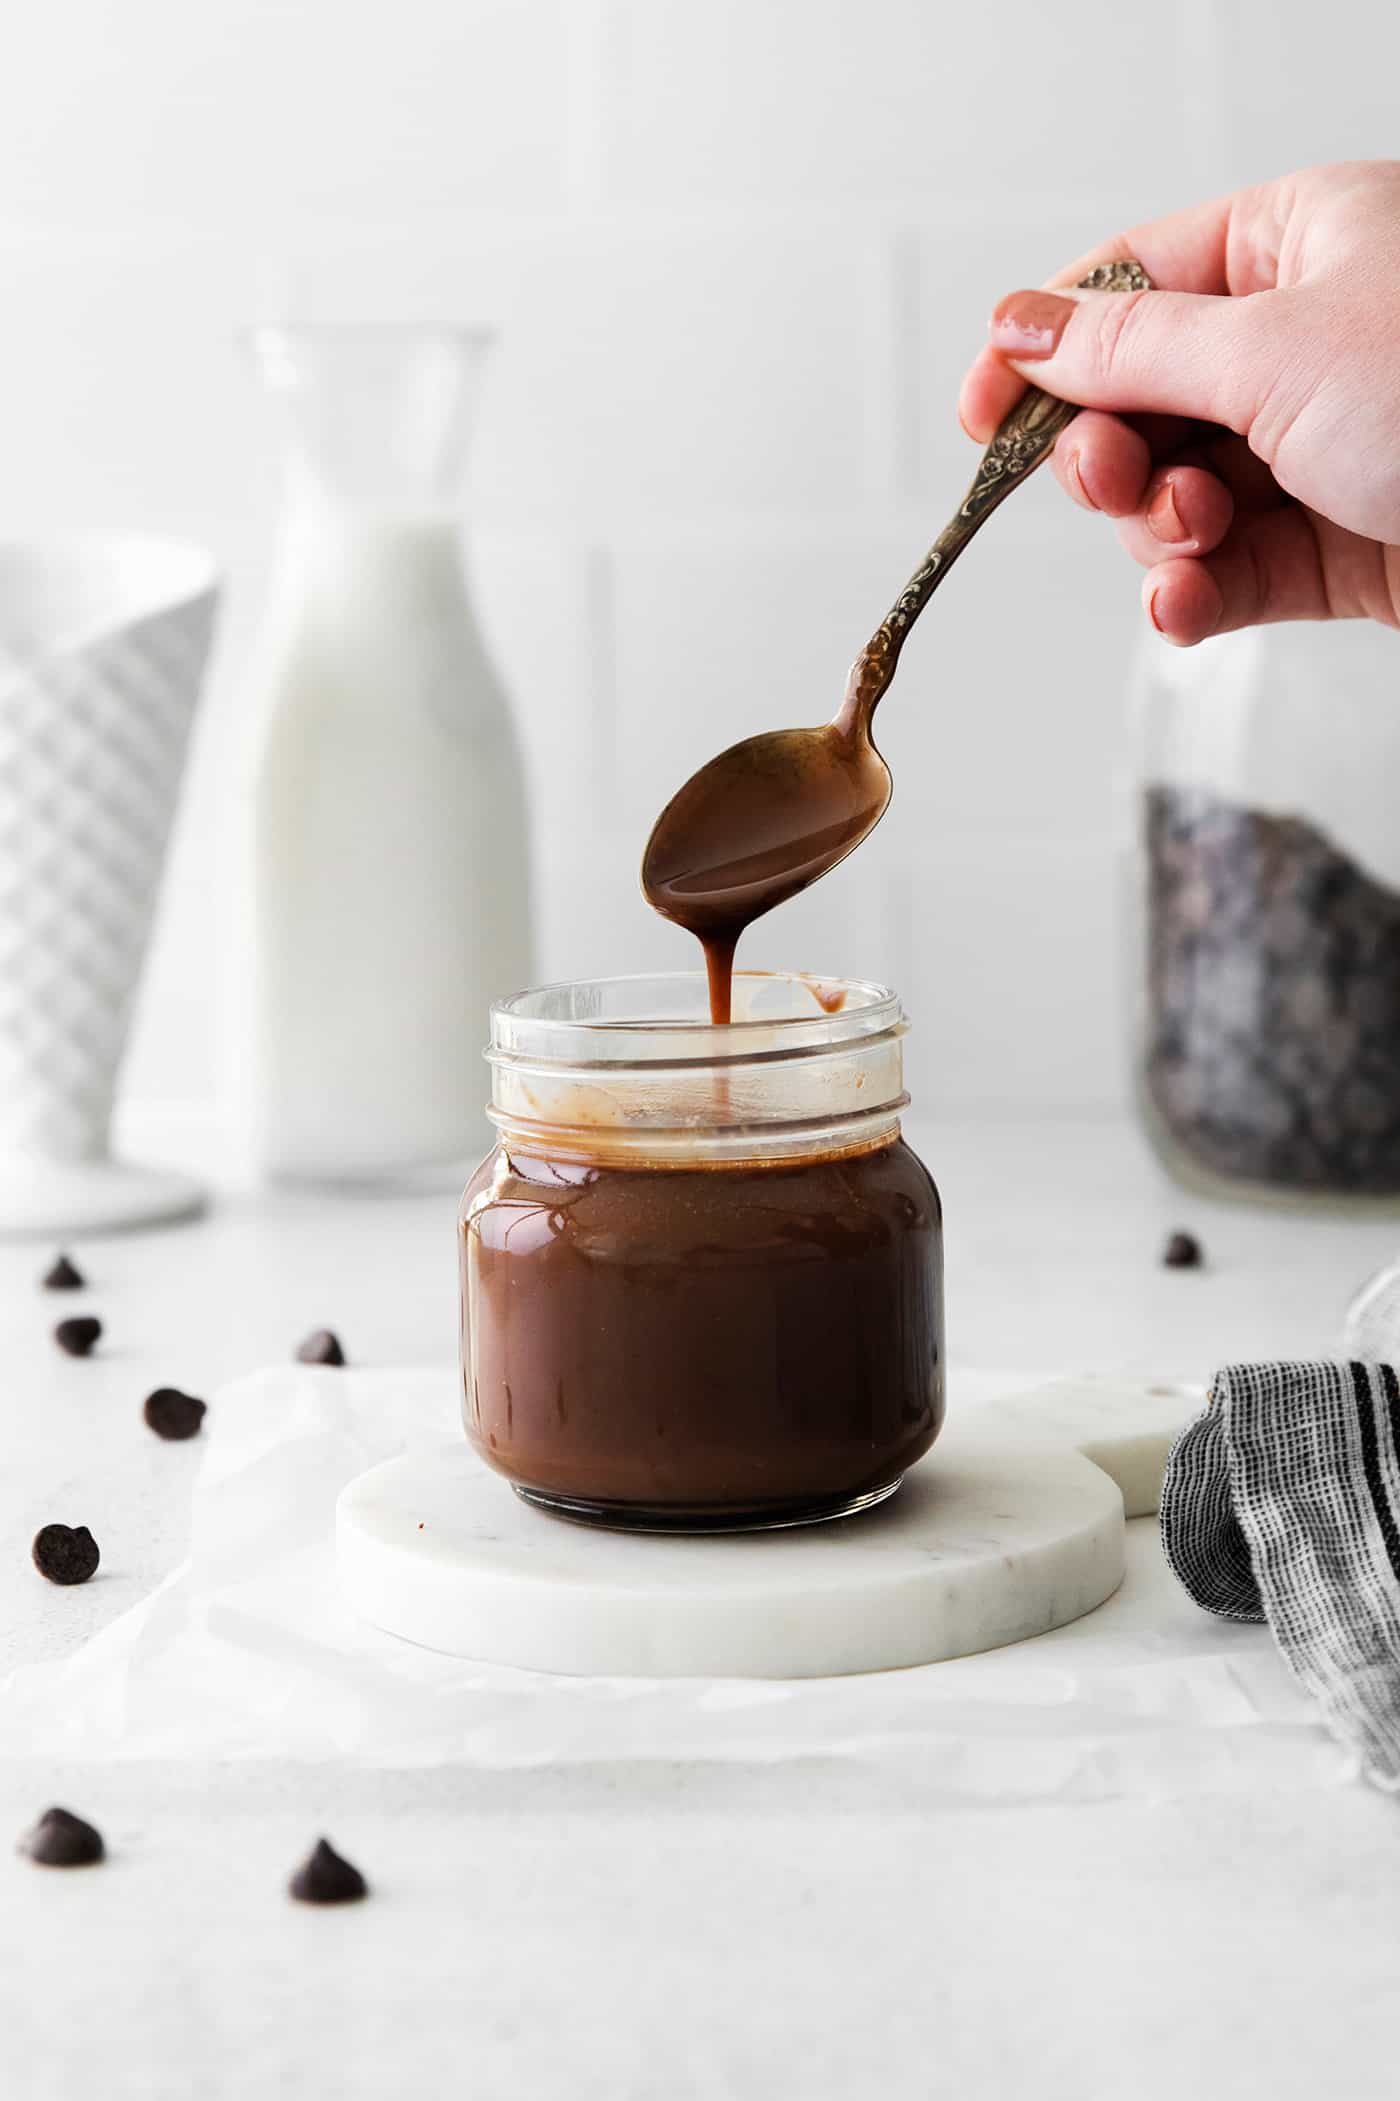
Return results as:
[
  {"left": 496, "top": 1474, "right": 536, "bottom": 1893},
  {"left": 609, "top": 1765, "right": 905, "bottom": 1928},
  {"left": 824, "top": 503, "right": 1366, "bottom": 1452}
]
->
[
  {"left": 989, "top": 289, "right": 1076, "bottom": 359},
  {"left": 1147, "top": 478, "right": 1190, "bottom": 545},
  {"left": 1065, "top": 447, "right": 1097, "bottom": 511},
  {"left": 1145, "top": 582, "right": 1165, "bottom": 634}
]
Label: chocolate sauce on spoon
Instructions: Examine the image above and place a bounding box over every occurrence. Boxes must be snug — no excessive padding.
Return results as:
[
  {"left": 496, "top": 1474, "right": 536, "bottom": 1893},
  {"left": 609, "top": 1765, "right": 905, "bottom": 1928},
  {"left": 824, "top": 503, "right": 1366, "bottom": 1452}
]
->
[
  {"left": 641, "top": 260, "right": 1151, "bottom": 1020},
  {"left": 641, "top": 709, "right": 889, "bottom": 1023}
]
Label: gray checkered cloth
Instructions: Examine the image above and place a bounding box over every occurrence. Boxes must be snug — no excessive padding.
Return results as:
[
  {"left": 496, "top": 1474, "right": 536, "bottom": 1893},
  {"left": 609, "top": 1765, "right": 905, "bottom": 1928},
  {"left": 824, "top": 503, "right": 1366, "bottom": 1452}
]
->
[{"left": 1160, "top": 1361, "right": 1400, "bottom": 1789}]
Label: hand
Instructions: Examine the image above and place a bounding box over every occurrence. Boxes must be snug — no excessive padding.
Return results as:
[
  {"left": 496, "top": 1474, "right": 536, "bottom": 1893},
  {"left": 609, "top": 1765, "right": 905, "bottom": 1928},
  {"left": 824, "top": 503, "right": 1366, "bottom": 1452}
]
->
[{"left": 959, "top": 162, "right": 1400, "bottom": 644}]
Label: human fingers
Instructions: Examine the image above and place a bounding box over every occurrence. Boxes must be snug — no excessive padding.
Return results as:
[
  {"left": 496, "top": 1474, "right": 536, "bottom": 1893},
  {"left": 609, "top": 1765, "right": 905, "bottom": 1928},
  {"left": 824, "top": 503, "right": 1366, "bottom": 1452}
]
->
[
  {"left": 961, "top": 189, "right": 1246, "bottom": 443},
  {"left": 1142, "top": 509, "right": 1332, "bottom": 644},
  {"left": 1113, "top": 465, "right": 1236, "bottom": 566},
  {"left": 989, "top": 282, "right": 1284, "bottom": 433},
  {"left": 958, "top": 344, "right": 1025, "bottom": 445},
  {"left": 1044, "top": 191, "right": 1238, "bottom": 296},
  {"left": 1052, "top": 412, "right": 1153, "bottom": 516}
]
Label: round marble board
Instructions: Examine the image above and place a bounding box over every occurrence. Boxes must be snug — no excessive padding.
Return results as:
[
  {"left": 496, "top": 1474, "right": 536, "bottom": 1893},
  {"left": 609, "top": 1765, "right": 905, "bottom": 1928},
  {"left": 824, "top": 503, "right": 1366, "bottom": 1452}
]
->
[{"left": 336, "top": 1375, "right": 1198, "bottom": 1679}]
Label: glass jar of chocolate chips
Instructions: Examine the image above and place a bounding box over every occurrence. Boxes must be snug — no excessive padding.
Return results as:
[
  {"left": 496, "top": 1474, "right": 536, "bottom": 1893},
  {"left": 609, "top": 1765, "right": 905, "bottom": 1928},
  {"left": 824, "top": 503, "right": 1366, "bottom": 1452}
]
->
[
  {"left": 459, "top": 971, "right": 944, "bottom": 1530},
  {"left": 1130, "top": 621, "right": 1400, "bottom": 1199}
]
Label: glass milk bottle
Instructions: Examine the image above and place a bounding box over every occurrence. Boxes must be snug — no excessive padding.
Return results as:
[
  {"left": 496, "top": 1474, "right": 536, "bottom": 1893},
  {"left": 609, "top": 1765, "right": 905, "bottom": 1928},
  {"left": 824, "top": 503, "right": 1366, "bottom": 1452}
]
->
[{"left": 246, "top": 326, "right": 531, "bottom": 1182}]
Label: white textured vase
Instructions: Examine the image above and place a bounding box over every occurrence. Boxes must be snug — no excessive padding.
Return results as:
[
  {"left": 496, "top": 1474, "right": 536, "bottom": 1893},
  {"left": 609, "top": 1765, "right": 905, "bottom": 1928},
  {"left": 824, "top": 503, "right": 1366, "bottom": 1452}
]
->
[{"left": 0, "top": 536, "right": 220, "bottom": 1235}]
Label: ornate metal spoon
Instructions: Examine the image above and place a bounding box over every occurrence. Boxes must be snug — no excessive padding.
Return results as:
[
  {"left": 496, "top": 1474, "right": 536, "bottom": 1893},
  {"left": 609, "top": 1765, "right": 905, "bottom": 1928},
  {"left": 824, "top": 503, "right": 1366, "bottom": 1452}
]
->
[{"left": 642, "top": 260, "right": 1152, "bottom": 1020}]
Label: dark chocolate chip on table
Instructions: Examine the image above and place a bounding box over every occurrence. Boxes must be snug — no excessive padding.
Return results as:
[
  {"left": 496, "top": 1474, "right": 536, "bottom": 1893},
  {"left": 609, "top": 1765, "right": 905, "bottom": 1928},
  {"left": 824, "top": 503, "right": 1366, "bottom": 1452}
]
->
[
  {"left": 42, "top": 1253, "right": 85, "bottom": 1292},
  {"left": 1163, "top": 1230, "right": 1203, "bottom": 1270},
  {"left": 296, "top": 1329, "right": 346, "bottom": 1367},
  {"left": 18, "top": 1807, "right": 104, "bottom": 1867},
  {"left": 54, "top": 1316, "right": 102, "bottom": 1358},
  {"left": 32, "top": 1523, "right": 101, "bottom": 1586},
  {"left": 143, "top": 1387, "right": 207, "bottom": 1441},
  {"left": 289, "top": 1837, "right": 368, "bottom": 1905}
]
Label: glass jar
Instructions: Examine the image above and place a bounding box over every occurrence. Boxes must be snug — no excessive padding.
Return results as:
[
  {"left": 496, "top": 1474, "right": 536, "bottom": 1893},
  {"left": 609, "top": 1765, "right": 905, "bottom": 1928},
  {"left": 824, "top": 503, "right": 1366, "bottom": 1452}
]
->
[
  {"left": 1129, "top": 621, "right": 1400, "bottom": 1200},
  {"left": 459, "top": 972, "right": 944, "bottom": 1531}
]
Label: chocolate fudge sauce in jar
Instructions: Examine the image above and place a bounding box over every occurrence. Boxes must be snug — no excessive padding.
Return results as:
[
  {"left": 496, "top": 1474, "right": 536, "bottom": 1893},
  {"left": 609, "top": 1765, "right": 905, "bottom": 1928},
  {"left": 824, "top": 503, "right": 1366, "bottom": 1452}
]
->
[{"left": 459, "top": 971, "right": 943, "bottom": 1531}]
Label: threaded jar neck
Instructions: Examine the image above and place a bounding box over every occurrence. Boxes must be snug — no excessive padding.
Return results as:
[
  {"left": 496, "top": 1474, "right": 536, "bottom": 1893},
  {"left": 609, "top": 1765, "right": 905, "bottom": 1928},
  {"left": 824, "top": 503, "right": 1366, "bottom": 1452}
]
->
[{"left": 486, "top": 971, "right": 909, "bottom": 1166}]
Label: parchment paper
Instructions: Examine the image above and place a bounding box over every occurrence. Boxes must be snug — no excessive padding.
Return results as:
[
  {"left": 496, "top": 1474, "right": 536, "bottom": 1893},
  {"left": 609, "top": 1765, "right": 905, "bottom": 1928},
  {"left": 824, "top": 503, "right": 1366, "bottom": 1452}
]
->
[{"left": 0, "top": 1363, "right": 1339, "bottom": 1801}]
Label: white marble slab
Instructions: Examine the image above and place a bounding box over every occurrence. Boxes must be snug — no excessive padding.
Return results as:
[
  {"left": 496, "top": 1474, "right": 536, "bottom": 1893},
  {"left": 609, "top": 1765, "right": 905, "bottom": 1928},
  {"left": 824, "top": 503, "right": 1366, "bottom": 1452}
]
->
[
  {"left": 977, "top": 1372, "right": 1204, "bottom": 1517},
  {"left": 336, "top": 1424, "right": 1125, "bottom": 1678}
]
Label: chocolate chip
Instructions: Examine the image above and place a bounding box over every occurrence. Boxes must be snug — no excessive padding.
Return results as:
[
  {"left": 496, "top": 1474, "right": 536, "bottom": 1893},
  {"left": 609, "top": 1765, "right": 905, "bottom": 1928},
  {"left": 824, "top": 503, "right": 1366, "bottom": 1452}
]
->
[
  {"left": 32, "top": 1523, "right": 100, "bottom": 1586},
  {"left": 142, "top": 1387, "right": 207, "bottom": 1441},
  {"left": 54, "top": 1316, "right": 101, "bottom": 1358},
  {"left": 18, "top": 1807, "right": 104, "bottom": 1867},
  {"left": 1163, "top": 1230, "right": 1203, "bottom": 1270},
  {"left": 296, "top": 1329, "right": 346, "bottom": 1367},
  {"left": 42, "top": 1253, "right": 85, "bottom": 1292},
  {"left": 288, "top": 1838, "right": 368, "bottom": 1905}
]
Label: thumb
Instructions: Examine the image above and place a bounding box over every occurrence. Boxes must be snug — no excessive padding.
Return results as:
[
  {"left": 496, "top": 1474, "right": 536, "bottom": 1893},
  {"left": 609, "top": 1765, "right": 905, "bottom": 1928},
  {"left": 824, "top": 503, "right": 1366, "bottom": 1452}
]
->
[{"left": 989, "top": 284, "right": 1279, "bottom": 436}]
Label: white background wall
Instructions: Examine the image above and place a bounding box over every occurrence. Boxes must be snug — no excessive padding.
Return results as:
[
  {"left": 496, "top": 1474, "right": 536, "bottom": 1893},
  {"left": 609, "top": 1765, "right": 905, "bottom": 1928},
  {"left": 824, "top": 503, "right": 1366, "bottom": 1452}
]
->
[{"left": 0, "top": 0, "right": 1393, "bottom": 1131}]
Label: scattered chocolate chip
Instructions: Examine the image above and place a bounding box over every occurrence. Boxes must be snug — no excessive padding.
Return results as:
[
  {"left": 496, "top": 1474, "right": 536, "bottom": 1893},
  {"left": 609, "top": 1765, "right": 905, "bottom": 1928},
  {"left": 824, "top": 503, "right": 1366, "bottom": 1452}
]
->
[
  {"left": 288, "top": 1837, "right": 368, "bottom": 1905},
  {"left": 142, "top": 1387, "right": 207, "bottom": 1441},
  {"left": 54, "top": 1316, "right": 102, "bottom": 1358},
  {"left": 296, "top": 1329, "right": 345, "bottom": 1367},
  {"left": 1163, "top": 1230, "right": 1203, "bottom": 1270},
  {"left": 18, "top": 1807, "right": 104, "bottom": 1867},
  {"left": 42, "top": 1253, "right": 85, "bottom": 1292},
  {"left": 31, "top": 1523, "right": 101, "bottom": 1586}
]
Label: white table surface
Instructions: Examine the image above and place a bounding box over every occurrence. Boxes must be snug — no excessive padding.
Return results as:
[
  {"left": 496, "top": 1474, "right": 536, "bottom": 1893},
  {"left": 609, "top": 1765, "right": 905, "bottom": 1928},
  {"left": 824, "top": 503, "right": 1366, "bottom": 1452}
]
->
[{"left": 4, "top": 1115, "right": 1400, "bottom": 2100}]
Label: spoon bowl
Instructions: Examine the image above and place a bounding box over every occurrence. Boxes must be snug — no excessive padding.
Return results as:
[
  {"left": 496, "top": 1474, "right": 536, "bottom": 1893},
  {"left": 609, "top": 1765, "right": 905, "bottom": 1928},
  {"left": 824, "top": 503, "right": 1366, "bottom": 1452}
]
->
[{"left": 642, "top": 721, "right": 892, "bottom": 940}]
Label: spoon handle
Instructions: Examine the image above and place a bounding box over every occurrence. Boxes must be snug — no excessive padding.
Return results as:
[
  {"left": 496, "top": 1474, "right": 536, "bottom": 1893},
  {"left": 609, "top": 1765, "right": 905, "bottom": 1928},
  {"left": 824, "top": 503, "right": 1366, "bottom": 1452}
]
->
[{"left": 840, "top": 258, "right": 1153, "bottom": 730}]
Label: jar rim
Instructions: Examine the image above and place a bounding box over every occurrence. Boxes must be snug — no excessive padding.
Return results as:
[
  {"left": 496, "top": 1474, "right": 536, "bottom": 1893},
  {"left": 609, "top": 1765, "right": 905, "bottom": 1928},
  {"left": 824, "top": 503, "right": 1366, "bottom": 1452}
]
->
[
  {"left": 484, "top": 972, "right": 909, "bottom": 1162},
  {"left": 489, "top": 971, "right": 901, "bottom": 1068}
]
